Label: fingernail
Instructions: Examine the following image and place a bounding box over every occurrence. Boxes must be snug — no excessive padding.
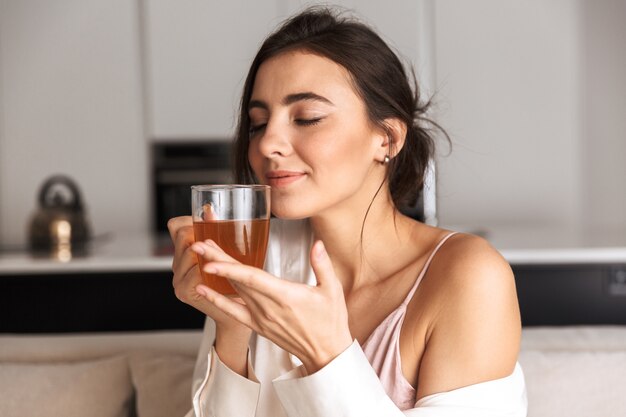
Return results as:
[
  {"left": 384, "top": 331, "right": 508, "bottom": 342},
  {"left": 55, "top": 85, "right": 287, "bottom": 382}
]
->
[
  {"left": 205, "top": 239, "right": 215, "bottom": 247},
  {"left": 316, "top": 240, "right": 327, "bottom": 260},
  {"left": 191, "top": 243, "right": 204, "bottom": 255},
  {"left": 204, "top": 264, "right": 218, "bottom": 274}
]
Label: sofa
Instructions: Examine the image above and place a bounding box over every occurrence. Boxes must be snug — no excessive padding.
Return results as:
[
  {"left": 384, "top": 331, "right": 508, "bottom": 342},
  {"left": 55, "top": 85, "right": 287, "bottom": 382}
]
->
[
  {"left": 1, "top": 326, "right": 625, "bottom": 417},
  {"left": 0, "top": 330, "right": 202, "bottom": 417}
]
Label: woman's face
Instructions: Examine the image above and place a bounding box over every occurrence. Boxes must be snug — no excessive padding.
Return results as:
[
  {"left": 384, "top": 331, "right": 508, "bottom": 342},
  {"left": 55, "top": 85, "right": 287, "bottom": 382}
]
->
[{"left": 247, "top": 50, "right": 386, "bottom": 219}]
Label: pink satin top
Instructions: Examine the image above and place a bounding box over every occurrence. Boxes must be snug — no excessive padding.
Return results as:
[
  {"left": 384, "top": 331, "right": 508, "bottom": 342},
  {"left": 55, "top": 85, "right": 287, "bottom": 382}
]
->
[{"left": 361, "top": 232, "right": 458, "bottom": 410}]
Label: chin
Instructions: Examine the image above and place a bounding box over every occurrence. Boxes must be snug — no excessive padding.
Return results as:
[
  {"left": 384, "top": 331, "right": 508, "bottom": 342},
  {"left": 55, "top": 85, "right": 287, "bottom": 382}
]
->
[
  {"left": 270, "top": 208, "right": 310, "bottom": 220},
  {"left": 270, "top": 200, "right": 314, "bottom": 220}
]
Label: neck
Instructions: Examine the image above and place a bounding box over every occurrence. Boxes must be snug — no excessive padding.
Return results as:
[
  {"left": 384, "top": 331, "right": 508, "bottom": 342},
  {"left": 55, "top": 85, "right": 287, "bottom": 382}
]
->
[{"left": 309, "top": 187, "right": 418, "bottom": 295}]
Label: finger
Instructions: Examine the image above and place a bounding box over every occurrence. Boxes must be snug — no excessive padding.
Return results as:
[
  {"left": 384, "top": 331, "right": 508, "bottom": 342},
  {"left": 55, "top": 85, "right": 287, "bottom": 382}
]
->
[
  {"left": 172, "top": 246, "right": 199, "bottom": 287},
  {"left": 203, "top": 262, "right": 279, "bottom": 293},
  {"left": 196, "top": 284, "right": 255, "bottom": 329},
  {"left": 191, "top": 240, "right": 238, "bottom": 264},
  {"left": 173, "top": 225, "right": 195, "bottom": 271},
  {"left": 167, "top": 216, "right": 193, "bottom": 242},
  {"left": 202, "top": 203, "right": 218, "bottom": 221},
  {"left": 173, "top": 266, "right": 202, "bottom": 302},
  {"left": 309, "top": 240, "right": 337, "bottom": 289}
]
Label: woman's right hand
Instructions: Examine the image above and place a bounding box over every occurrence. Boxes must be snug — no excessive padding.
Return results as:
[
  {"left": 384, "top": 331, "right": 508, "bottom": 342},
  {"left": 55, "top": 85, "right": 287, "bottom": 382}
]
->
[{"left": 167, "top": 216, "right": 252, "bottom": 347}]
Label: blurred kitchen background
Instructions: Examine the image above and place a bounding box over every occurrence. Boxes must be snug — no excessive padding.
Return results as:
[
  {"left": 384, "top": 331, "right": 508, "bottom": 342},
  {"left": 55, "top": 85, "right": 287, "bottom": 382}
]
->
[
  {"left": 1, "top": 0, "right": 626, "bottom": 334},
  {"left": 0, "top": 0, "right": 625, "bottom": 250},
  {"left": 1, "top": 6, "right": 625, "bottom": 416}
]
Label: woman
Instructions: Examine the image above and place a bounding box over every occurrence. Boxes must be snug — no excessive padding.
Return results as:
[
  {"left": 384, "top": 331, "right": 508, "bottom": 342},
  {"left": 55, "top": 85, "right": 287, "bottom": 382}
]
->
[{"left": 168, "top": 7, "right": 527, "bottom": 417}]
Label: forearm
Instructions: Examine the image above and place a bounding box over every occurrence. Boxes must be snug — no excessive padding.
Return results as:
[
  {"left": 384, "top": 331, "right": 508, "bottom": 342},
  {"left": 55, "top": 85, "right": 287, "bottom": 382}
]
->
[{"left": 214, "top": 324, "right": 252, "bottom": 377}]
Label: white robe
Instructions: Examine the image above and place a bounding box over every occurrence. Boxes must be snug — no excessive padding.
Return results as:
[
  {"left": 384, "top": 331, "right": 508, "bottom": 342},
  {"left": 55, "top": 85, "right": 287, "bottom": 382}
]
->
[{"left": 185, "top": 218, "right": 528, "bottom": 417}]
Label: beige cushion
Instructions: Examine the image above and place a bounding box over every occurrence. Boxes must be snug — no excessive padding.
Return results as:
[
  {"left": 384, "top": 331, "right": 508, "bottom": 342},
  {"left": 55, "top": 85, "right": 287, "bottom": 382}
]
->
[
  {"left": 520, "top": 326, "right": 626, "bottom": 417},
  {"left": 0, "top": 355, "right": 133, "bottom": 417},
  {"left": 129, "top": 352, "right": 196, "bottom": 417},
  {"left": 519, "top": 349, "right": 626, "bottom": 417}
]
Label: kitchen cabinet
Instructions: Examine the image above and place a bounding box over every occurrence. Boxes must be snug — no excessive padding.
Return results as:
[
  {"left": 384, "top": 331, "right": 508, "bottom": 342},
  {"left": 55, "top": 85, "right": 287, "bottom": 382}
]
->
[
  {"left": 0, "top": 270, "right": 205, "bottom": 333},
  {"left": 143, "top": 0, "right": 283, "bottom": 140},
  {"left": 3, "top": 263, "right": 625, "bottom": 333},
  {"left": 0, "top": 234, "right": 203, "bottom": 333},
  {"left": 2, "top": 230, "right": 626, "bottom": 332},
  {"left": 143, "top": 0, "right": 431, "bottom": 140},
  {"left": 512, "top": 264, "right": 626, "bottom": 326}
]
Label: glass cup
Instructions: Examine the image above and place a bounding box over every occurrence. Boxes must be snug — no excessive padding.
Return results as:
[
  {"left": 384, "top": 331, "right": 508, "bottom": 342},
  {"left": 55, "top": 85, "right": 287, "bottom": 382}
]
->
[{"left": 191, "top": 184, "right": 271, "bottom": 296}]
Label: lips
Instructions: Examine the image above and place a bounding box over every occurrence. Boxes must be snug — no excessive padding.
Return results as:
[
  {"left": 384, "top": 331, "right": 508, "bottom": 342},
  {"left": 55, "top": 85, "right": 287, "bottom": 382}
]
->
[{"left": 265, "top": 170, "right": 306, "bottom": 187}]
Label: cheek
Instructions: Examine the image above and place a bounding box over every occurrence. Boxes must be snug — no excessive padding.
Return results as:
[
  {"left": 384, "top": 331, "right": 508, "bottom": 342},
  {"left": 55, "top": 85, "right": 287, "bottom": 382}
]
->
[{"left": 309, "top": 133, "right": 371, "bottom": 180}]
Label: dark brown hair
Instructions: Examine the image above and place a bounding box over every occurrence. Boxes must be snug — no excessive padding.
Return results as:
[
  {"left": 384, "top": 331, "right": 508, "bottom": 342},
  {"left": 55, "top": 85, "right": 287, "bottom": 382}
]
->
[{"left": 233, "top": 6, "right": 448, "bottom": 211}]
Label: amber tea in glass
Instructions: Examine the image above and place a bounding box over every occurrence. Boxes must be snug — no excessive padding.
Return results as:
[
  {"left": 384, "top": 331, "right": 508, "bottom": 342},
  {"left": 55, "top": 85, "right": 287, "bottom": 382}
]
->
[{"left": 191, "top": 185, "right": 270, "bottom": 296}]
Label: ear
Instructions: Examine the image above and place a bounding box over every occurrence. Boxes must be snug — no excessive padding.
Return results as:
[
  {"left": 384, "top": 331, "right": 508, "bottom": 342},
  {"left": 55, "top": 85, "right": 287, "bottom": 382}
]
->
[{"left": 373, "top": 118, "right": 408, "bottom": 163}]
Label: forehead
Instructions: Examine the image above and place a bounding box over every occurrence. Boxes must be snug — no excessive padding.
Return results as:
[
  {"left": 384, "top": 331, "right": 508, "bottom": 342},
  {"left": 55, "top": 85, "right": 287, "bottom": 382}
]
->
[{"left": 251, "top": 50, "right": 359, "bottom": 104}]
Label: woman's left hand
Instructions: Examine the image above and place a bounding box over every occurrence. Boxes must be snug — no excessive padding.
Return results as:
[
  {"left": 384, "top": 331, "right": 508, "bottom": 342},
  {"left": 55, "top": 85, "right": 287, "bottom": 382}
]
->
[{"left": 194, "top": 239, "right": 353, "bottom": 374}]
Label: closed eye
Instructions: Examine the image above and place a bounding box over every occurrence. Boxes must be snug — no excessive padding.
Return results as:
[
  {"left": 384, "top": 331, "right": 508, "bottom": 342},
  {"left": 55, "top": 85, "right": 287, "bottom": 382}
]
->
[
  {"left": 295, "top": 117, "right": 323, "bottom": 126},
  {"left": 249, "top": 117, "right": 323, "bottom": 136},
  {"left": 249, "top": 123, "right": 266, "bottom": 136}
]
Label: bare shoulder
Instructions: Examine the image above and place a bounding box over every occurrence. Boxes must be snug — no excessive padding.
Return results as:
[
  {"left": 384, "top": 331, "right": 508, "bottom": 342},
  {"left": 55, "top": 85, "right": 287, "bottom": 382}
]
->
[
  {"left": 412, "top": 232, "right": 522, "bottom": 400},
  {"left": 424, "top": 232, "right": 520, "bottom": 330},
  {"left": 427, "top": 232, "right": 515, "bottom": 296}
]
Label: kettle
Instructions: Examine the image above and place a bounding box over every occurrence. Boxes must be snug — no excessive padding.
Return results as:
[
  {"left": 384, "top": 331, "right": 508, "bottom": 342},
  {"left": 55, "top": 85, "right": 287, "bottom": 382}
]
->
[{"left": 29, "top": 175, "right": 91, "bottom": 255}]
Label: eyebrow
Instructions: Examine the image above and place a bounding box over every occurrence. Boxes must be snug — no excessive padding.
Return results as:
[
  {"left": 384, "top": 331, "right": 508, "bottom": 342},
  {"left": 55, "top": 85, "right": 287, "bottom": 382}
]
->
[{"left": 248, "top": 92, "right": 334, "bottom": 111}]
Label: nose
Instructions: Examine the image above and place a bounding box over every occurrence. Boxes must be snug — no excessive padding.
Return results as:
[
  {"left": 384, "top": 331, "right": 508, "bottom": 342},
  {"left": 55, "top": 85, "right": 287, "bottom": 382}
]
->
[{"left": 255, "top": 118, "right": 292, "bottom": 159}]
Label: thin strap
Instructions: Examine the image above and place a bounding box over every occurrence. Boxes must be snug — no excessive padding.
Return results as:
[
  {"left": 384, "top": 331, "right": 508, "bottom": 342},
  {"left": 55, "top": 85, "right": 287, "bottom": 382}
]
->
[{"left": 401, "top": 232, "right": 459, "bottom": 306}]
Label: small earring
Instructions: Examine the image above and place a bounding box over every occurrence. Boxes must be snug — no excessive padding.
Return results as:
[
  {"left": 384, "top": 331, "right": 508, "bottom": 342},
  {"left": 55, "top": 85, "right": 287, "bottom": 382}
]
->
[{"left": 383, "top": 155, "right": 390, "bottom": 165}]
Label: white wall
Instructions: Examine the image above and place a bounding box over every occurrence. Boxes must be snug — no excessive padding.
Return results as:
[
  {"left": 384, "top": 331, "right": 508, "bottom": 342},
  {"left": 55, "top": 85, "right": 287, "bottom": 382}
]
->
[
  {"left": 433, "top": 0, "right": 584, "bottom": 241},
  {"left": 145, "top": 0, "right": 434, "bottom": 140},
  {"left": 1, "top": 1, "right": 623, "bottom": 248},
  {"left": 144, "top": 0, "right": 284, "bottom": 139},
  {"left": 0, "top": 0, "right": 149, "bottom": 246},
  {"left": 581, "top": 0, "right": 626, "bottom": 245}
]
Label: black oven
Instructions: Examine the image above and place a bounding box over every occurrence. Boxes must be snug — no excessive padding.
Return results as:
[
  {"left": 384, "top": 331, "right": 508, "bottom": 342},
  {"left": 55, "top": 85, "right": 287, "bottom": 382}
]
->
[{"left": 152, "top": 142, "right": 234, "bottom": 235}]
